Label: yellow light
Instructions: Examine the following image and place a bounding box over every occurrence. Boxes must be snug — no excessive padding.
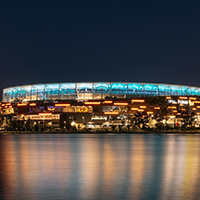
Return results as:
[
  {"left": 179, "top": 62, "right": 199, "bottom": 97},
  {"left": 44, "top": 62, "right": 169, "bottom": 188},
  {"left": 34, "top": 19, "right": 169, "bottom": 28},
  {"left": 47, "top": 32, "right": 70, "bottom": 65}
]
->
[
  {"left": 192, "top": 108, "right": 197, "bottom": 110},
  {"left": 131, "top": 107, "right": 138, "bottom": 111},
  {"left": 55, "top": 103, "right": 71, "bottom": 107},
  {"left": 138, "top": 109, "right": 144, "bottom": 112},
  {"left": 168, "top": 115, "right": 176, "bottom": 118},
  {"left": 179, "top": 104, "right": 184, "bottom": 106},
  {"left": 104, "top": 100, "right": 113, "bottom": 104},
  {"left": 38, "top": 112, "right": 52, "bottom": 116},
  {"left": 9, "top": 106, "right": 12, "bottom": 108},
  {"left": 173, "top": 110, "right": 177, "bottom": 112},
  {"left": 154, "top": 107, "right": 160, "bottom": 110},
  {"left": 17, "top": 103, "right": 27, "bottom": 106},
  {"left": 177, "top": 113, "right": 181, "bottom": 115},
  {"left": 1, "top": 104, "right": 5, "bottom": 106},
  {"left": 147, "top": 111, "right": 153, "bottom": 114},
  {"left": 181, "top": 108, "right": 186, "bottom": 111},
  {"left": 194, "top": 101, "right": 200, "bottom": 104},
  {"left": 6, "top": 103, "right": 11, "bottom": 105},
  {"left": 140, "top": 106, "right": 146, "bottom": 108},
  {"left": 30, "top": 103, "right": 36, "bottom": 106},
  {"left": 197, "top": 113, "right": 200, "bottom": 115},
  {"left": 179, "top": 96, "right": 188, "bottom": 99},
  {"left": 189, "top": 97, "right": 196, "bottom": 100},
  {"left": 104, "top": 111, "right": 119, "bottom": 115},
  {"left": 84, "top": 102, "right": 101, "bottom": 105},
  {"left": 197, "top": 106, "right": 200, "bottom": 108},
  {"left": 131, "top": 99, "right": 145, "bottom": 103},
  {"left": 168, "top": 106, "right": 177, "bottom": 109},
  {"left": 166, "top": 96, "right": 171, "bottom": 99},
  {"left": 113, "top": 102, "right": 128, "bottom": 106}
]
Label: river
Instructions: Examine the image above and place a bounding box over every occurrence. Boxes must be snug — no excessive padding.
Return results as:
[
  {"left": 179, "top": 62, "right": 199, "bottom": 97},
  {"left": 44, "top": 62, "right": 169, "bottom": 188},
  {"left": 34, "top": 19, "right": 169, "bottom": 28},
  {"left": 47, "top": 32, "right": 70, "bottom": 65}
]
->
[{"left": 0, "top": 134, "right": 199, "bottom": 200}]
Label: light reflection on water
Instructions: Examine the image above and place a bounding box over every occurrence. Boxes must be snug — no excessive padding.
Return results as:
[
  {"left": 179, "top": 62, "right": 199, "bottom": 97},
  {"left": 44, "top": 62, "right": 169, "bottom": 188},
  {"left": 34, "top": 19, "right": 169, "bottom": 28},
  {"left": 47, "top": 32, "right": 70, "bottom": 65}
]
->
[{"left": 0, "top": 134, "right": 199, "bottom": 200}]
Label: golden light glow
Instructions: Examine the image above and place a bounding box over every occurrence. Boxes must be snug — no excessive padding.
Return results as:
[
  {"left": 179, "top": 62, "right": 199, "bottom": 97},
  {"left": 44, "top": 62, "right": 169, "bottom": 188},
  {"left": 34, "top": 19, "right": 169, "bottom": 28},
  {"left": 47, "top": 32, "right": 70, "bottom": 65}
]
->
[
  {"left": 55, "top": 103, "right": 71, "bottom": 107},
  {"left": 179, "top": 104, "right": 184, "bottom": 106},
  {"left": 131, "top": 99, "right": 145, "bottom": 103},
  {"left": 6, "top": 103, "right": 11, "bottom": 105},
  {"left": 194, "top": 101, "right": 200, "bottom": 104},
  {"left": 147, "top": 111, "right": 153, "bottom": 114},
  {"left": 168, "top": 115, "right": 176, "bottom": 118},
  {"left": 197, "top": 113, "right": 200, "bottom": 115},
  {"left": 166, "top": 96, "right": 171, "bottom": 99},
  {"left": 179, "top": 96, "right": 188, "bottom": 99},
  {"left": 84, "top": 102, "right": 101, "bottom": 105},
  {"left": 104, "top": 111, "right": 119, "bottom": 115},
  {"left": 154, "top": 107, "right": 160, "bottom": 110},
  {"left": 113, "top": 102, "right": 128, "bottom": 106},
  {"left": 177, "top": 113, "right": 181, "bottom": 115},
  {"left": 29, "top": 103, "right": 36, "bottom": 106},
  {"left": 140, "top": 106, "right": 146, "bottom": 108},
  {"left": 38, "top": 112, "right": 52, "bottom": 116},
  {"left": 104, "top": 100, "right": 113, "bottom": 104},
  {"left": 168, "top": 106, "right": 177, "bottom": 109},
  {"left": 47, "top": 108, "right": 55, "bottom": 111},
  {"left": 131, "top": 107, "right": 138, "bottom": 111},
  {"left": 192, "top": 108, "right": 197, "bottom": 110},
  {"left": 1, "top": 104, "right": 5, "bottom": 106},
  {"left": 181, "top": 108, "right": 186, "bottom": 111},
  {"left": 17, "top": 103, "right": 27, "bottom": 106},
  {"left": 189, "top": 97, "right": 196, "bottom": 100},
  {"left": 197, "top": 106, "right": 200, "bottom": 108},
  {"left": 173, "top": 110, "right": 177, "bottom": 113},
  {"left": 138, "top": 109, "right": 144, "bottom": 112},
  {"left": 9, "top": 106, "right": 12, "bottom": 108}
]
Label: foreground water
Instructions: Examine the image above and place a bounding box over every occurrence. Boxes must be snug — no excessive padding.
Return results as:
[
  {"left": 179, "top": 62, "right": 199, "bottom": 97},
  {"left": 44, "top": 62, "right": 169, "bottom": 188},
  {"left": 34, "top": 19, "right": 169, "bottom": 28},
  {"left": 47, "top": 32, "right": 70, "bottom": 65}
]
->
[{"left": 0, "top": 134, "right": 199, "bottom": 200}]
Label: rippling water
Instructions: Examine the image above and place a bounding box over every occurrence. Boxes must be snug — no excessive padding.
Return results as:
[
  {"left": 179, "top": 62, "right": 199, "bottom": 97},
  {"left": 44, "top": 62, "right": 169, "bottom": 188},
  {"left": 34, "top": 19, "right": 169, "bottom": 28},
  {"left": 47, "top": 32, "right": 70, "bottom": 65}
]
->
[{"left": 0, "top": 134, "right": 199, "bottom": 200}]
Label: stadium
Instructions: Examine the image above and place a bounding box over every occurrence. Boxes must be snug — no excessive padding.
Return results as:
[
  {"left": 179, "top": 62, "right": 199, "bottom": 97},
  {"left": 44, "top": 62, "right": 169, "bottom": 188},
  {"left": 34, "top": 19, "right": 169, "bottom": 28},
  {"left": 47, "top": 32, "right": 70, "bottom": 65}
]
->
[{"left": 1, "top": 82, "right": 200, "bottom": 131}]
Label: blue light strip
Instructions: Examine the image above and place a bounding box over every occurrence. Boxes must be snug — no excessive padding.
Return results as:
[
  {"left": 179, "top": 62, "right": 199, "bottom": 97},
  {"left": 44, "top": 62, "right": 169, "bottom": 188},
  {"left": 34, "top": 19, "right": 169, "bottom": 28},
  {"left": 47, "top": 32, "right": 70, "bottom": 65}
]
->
[{"left": 2, "top": 82, "right": 200, "bottom": 102}]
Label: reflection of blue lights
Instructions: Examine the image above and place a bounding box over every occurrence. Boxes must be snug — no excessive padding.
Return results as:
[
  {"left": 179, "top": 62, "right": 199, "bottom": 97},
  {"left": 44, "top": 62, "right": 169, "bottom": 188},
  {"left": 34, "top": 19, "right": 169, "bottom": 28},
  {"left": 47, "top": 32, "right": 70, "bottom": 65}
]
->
[{"left": 3, "top": 82, "right": 200, "bottom": 102}]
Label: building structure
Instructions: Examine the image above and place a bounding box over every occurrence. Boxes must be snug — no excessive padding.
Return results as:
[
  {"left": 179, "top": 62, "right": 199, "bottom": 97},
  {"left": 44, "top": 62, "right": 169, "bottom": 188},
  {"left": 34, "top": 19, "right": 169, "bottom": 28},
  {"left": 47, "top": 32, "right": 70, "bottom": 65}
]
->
[{"left": 1, "top": 82, "right": 200, "bottom": 130}]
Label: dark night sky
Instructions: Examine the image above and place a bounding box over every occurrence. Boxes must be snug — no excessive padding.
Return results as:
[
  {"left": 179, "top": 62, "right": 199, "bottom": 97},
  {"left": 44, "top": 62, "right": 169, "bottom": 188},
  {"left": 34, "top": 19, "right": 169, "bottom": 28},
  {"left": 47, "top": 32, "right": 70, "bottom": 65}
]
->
[{"left": 0, "top": 0, "right": 200, "bottom": 98}]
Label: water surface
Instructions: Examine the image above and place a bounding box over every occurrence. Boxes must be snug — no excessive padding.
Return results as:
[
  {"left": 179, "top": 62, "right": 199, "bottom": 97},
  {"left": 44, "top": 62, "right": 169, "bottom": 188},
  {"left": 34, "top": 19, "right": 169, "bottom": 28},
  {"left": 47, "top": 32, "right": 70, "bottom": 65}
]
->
[{"left": 0, "top": 134, "right": 199, "bottom": 200}]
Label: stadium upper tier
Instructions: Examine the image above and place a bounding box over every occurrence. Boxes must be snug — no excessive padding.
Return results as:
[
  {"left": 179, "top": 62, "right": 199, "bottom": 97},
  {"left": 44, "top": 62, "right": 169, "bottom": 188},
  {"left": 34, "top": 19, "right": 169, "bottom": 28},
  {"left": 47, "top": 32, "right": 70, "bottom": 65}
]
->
[{"left": 2, "top": 82, "right": 200, "bottom": 103}]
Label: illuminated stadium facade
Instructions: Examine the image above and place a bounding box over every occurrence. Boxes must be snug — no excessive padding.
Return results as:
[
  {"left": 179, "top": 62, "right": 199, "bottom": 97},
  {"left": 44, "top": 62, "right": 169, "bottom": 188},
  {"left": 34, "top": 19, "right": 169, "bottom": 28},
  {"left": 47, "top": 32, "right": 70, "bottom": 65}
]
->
[
  {"left": 1, "top": 82, "right": 200, "bottom": 130},
  {"left": 2, "top": 82, "right": 200, "bottom": 102}
]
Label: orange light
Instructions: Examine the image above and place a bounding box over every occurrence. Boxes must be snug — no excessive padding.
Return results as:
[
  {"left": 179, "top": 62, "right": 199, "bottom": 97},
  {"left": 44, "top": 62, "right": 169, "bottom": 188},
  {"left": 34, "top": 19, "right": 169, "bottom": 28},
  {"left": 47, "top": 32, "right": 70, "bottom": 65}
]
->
[
  {"left": 181, "top": 108, "right": 186, "bottom": 111},
  {"left": 147, "top": 111, "right": 153, "bottom": 114},
  {"left": 84, "top": 102, "right": 101, "bottom": 105},
  {"left": 189, "top": 97, "right": 196, "bottom": 100},
  {"left": 104, "top": 111, "right": 119, "bottom": 115},
  {"left": 17, "top": 103, "right": 27, "bottom": 106},
  {"left": 30, "top": 103, "right": 36, "bottom": 106},
  {"left": 5, "top": 106, "right": 8, "bottom": 108},
  {"left": 197, "top": 106, "right": 200, "bottom": 108},
  {"left": 131, "top": 99, "right": 145, "bottom": 103},
  {"left": 168, "top": 106, "right": 177, "bottom": 109},
  {"left": 197, "top": 113, "right": 200, "bottom": 115},
  {"left": 173, "top": 110, "right": 177, "bottom": 112},
  {"left": 179, "top": 96, "right": 188, "bottom": 99},
  {"left": 168, "top": 115, "right": 176, "bottom": 118},
  {"left": 194, "top": 101, "right": 200, "bottom": 104},
  {"left": 138, "top": 109, "right": 144, "bottom": 112},
  {"left": 140, "top": 106, "right": 146, "bottom": 108},
  {"left": 166, "top": 96, "right": 171, "bottom": 99},
  {"left": 154, "top": 107, "right": 160, "bottom": 110},
  {"left": 179, "top": 104, "right": 184, "bottom": 106},
  {"left": 131, "top": 107, "right": 138, "bottom": 111},
  {"left": 6, "top": 103, "right": 11, "bottom": 105},
  {"left": 38, "top": 112, "right": 52, "bottom": 116},
  {"left": 113, "top": 102, "right": 128, "bottom": 106},
  {"left": 9, "top": 106, "right": 12, "bottom": 108},
  {"left": 192, "top": 108, "right": 197, "bottom": 110},
  {"left": 1, "top": 104, "right": 5, "bottom": 106},
  {"left": 177, "top": 113, "right": 181, "bottom": 115},
  {"left": 104, "top": 100, "right": 113, "bottom": 104},
  {"left": 55, "top": 103, "right": 71, "bottom": 107}
]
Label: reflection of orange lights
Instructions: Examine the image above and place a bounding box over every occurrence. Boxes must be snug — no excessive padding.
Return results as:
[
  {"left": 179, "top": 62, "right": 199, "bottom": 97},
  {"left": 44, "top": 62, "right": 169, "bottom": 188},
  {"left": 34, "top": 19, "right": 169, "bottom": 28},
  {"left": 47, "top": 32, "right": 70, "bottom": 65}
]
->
[
  {"left": 166, "top": 96, "right": 171, "bottom": 99},
  {"left": 104, "top": 111, "right": 119, "bottom": 115},
  {"left": 17, "top": 103, "right": 27, "bottom": 106},
  {"left": 47, "top": 108, "right": 55, "bottom": 111},
  {"left": 55, "top": 103, "right": 70, "bottom": 107},
  {"left": 84, "top": 102, "right": 101, "bottom": 105},
  {"left": 113, "top": 102, "right": 128, "bottom": 106},
  {"left": 131, "top": 99, "right": 145, "bottom": 103},
  {"left": 104, "top": 100, "right": 113, "bottom": 104},
  {"left": 140, "top": 106, "right": 146, "bottom": 108},
  {"left": 30, "top": 103, "right": 36, "bottom": 106},
  {"left": 154, "top": 107, "right": 160, "bottom": 109},
  {"left": 38, "top": 112, "right": 52, "bottom": 116},
  {"left": 131, "top": 107, "right": 138, "bottom": 111}
]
